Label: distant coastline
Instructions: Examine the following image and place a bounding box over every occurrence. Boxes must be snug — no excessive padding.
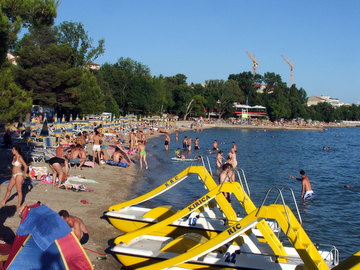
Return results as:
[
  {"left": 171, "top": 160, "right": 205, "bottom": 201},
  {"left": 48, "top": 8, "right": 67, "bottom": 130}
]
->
[{"left": 176, "top": 120, "right": 360, "bottom": 132}]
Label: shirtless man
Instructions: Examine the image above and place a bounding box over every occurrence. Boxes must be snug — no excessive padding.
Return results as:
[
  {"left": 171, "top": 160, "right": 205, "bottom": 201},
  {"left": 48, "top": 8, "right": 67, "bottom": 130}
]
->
[
  {"left": 92, "top": 131, "right": 102, "bottom": 168},
  {"left": 182, "top": 136, "right": 187, "bottom": 150},
  {"left": 59, "top": 210, "right": 89, "bottom": 245},
  {"left": 112, "top": 148, "right": 123, "bottom": 163},
  {"left": 186, "top": 137, "right": 192, "bottom": 151},
  {"left": 164, "top": 133, "right": 170, "bottom": 151},
  {"left": 218, "top": 163, "right": 235, "bottom": 201},
  {"left": 290, "top": 170, "right": 314, "bottom": 200},
  {"left": 74, "top": 133, "right": 85, "bottom": 147},
  {"left": 78, "top": 145, "right": 87, "bottom": 170},
  {"left": 138, "top": 141, "right": 148, "bottom": 169},
  {"left": 129, "top": 129, "right": 136, "bottom": 151},
  {"left": 227, "top": 148, "right": 238, "bottom": 169},
  {"left": 69, "top": 145, "right": 81, "bottom": 169}
]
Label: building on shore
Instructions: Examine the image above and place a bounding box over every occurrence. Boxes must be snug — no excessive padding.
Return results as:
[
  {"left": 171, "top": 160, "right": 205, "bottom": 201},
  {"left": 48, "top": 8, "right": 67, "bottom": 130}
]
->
[
  {"left": 307, "top": 96, "right": 349, "bottom": 107},
  {"left": 84, "top": 62, "right": 100, "bottom": 70},
  {"left": 233, "top": 103, "right": 268, "bottom": 119}
]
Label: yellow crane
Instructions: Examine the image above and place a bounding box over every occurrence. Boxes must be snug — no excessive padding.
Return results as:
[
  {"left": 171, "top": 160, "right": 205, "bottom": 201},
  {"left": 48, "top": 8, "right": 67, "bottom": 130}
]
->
[
  {"left": 246, "top": 50, "right": 258, "bottom": 76},
  {"left": 281, "top": 55, "right": 294, "bottom": 87}
]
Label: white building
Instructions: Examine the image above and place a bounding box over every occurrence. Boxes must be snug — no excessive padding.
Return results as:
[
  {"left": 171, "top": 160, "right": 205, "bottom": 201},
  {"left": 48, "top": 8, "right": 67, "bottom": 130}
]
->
[
  {"left": 307, "top": 96, "right": 348, "bottom": 107},
  {"left": 84, "top": 62, "right": 100, "bottom": 70},
  {"left": 6, "top": 52, "right": 17, "bottom": 65}
]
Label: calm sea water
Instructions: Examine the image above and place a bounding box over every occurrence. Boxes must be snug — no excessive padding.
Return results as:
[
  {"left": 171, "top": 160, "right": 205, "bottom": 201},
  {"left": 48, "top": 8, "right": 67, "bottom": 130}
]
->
[{"left": 127, "top": 127, "right": 360, "bottom": 260}]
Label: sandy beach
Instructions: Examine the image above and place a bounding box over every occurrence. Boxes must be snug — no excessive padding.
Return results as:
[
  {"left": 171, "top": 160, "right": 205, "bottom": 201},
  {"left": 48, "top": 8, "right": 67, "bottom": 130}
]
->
[
  {"left": 0, "top": 120, "right": 356, "bottom": 269},
  {"left": 0, "top": 147, "right": 141, "bottom": 269}
]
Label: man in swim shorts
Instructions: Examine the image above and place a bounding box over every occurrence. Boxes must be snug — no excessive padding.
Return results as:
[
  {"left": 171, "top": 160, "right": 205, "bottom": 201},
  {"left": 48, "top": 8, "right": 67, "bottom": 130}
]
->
[
  {"left": 92, "top": 131, "right": 102, "bottom": 168},
  {"left": 290, "top": 170, "right": 314, "bottom": 200},
  {"left": 182, "top": 136, "right": 187, "bottom": 150},
  {"left": 59, "top": 210, "right": 89, "bottom": 245},
  {"left": 164, "top": 133, "right": 170, "bottom": 151},
  {"left": 68, "top": 144, "right": 81, "bottom": 169}
]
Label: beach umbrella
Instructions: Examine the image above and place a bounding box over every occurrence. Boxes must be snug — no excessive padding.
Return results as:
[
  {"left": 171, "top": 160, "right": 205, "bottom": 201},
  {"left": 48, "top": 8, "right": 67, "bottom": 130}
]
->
[
  {"left": 30, "top": 117, "right": 37, "bottom": 131},
  {"left": 23, "top": 115, "right": 31, "bottom": 141},
  {"left": 65, "top": 122, "right": 73, "bottom": 136},
  {"left": 39, "top": 118, "right": 49, "bottom": 137},
  {"left": 54, "top": 114, "right": 62, "bottom": 138}
]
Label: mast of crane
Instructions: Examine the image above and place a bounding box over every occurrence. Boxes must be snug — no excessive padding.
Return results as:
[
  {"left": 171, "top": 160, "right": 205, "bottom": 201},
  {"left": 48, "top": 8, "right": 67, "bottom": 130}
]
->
[
  {"left": 281, "top": 55, "right": 294, "bottom": 87},
  {"left": 246, "top": 50, "right": 258, "bottom": 76}
]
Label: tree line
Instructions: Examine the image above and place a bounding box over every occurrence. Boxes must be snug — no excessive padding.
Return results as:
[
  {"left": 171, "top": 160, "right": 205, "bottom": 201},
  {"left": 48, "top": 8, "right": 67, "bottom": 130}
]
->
[{"left": 1, "top": 0, "right": 359, "bottom": 123}]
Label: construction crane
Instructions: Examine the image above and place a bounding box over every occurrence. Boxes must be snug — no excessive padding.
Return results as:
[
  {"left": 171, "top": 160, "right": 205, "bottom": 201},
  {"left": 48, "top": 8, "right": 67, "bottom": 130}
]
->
[
  {"left": 246, "top": 50, "right": 258, "bottom": 76},
  {"left": 281, "top": 55, "right": 294, "bottom": 87}
]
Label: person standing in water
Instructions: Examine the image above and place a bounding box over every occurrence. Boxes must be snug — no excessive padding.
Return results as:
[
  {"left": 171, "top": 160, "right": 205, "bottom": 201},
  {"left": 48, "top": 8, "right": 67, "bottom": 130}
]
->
[
  {"left": 290, "top": 170, "right": 314, "bottom": 200},
  {"left": 194, "top": 137, "right": 200, "bottom": 150},
  {"left": 1, "top": 145, "right": 28, "bottom": 208},
  {"left": 164, "top": 133, "right": 170, "bottom": 151},
  {"left": 218, "top": 163, "right": 235, "bottom": 202}
]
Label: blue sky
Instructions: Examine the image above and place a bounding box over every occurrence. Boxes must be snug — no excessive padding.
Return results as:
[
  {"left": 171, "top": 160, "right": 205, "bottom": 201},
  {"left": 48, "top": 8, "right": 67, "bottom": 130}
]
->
[{"left": 56, "top": 0, "right": 360, "bottom": 104}]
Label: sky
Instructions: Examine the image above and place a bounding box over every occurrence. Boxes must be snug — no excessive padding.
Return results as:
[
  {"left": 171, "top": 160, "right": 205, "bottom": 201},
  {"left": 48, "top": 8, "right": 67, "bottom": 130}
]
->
[{"left": 55, "top": 0, "right": 360, "bottom": 104}]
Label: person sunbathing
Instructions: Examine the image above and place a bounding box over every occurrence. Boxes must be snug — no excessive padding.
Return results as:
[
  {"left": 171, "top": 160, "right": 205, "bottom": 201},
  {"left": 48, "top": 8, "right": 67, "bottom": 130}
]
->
[
  {"left": 112, "top": 148, "right": 124, "bottom": 163},
  {"left": 68, "top": 145, "right": 81, "bottom": 169}
]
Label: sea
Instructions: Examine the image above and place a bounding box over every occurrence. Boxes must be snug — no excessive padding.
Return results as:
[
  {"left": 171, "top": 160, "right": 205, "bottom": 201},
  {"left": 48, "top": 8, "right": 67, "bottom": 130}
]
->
[{"left": 126, "top": 126, "right": 360, "bottom": 261}]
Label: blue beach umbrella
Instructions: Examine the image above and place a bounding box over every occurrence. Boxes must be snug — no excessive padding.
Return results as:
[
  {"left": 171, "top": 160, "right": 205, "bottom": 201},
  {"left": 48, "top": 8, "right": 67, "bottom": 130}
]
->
[{"left": 39, "top": 118, "right": 49, "bottom": 137}]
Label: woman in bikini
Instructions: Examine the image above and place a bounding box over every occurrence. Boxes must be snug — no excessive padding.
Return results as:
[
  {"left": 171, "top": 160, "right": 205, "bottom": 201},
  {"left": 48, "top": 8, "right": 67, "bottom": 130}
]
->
[{"left": 1, "top": 145, "right": 28, "bottom": 208}]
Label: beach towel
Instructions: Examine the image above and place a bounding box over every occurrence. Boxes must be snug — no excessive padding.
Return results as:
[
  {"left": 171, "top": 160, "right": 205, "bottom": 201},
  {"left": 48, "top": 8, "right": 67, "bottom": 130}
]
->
[
  {"left": 66, "top": 176, "right": 98, "bottom": 184},
  {"left": 17, "top": 205, "right": 71, "bottom": 251},
  {"left": 29, "top": 166, "right": 48, "bottom": 177},
  {"left": 84, "top": 161, "right": 94, "bottom": 168},
  {"left": 106, "top": 160, "right": 129, "bottom": 168}
]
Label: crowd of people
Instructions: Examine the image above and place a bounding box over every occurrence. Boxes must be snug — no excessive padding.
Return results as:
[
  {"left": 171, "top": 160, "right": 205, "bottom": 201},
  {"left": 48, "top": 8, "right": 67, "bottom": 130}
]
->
[{"left": 0, "top": 116, "right": 321, "bottom": 250}]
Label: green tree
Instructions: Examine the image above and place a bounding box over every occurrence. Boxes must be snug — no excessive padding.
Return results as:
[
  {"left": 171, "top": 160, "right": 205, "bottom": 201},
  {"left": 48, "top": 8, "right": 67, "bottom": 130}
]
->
[
  {"left": 170, "top": 85, "right": 194, "bottom": 118},
  {"left": 56, "top": 21, "right": 105, "bottom": 68},
  {"left": 0, "top": 0, "right": 58, "bottom": 65},
  {"left": 94, "top": 71, "right": 120, "bottom": 117},
  {"left": 0, "top": 64, "right": 32, "bottom": 122},
  {"left": 15, "top": 26, "right": 82, "bottom": 115},
  {"left": 99, "top": 58, "right": 150, "bottom": 114},
  {"left": 76, "top": 71, "right": 105, "bottom": 114},
  {"left": 204, "top": 79, "right": 243, "bottom": 118},
  {"left": 308, "top": 102, "right": 335, "bottom": 122},
  {"left": 228, "top": 72, "right": 260, "bottom": 105}
]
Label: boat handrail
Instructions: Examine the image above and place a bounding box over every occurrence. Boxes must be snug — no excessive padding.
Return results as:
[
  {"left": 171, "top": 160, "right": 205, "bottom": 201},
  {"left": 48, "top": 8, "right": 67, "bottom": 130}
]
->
[
  {"left": 256, "top": 187, "right": 297, "bottom": 236},
  {"left": 199, "top": 156, "right": 213, "bottom": 176},
  {"left": 272, "top": 187, "right": 302, "bottom": 225},
  {"left": 235, "top": 168, "right": 250, "bottom": 197},
  {"left": 315, "top": 243, "right": 339, "bottom": 266}
]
